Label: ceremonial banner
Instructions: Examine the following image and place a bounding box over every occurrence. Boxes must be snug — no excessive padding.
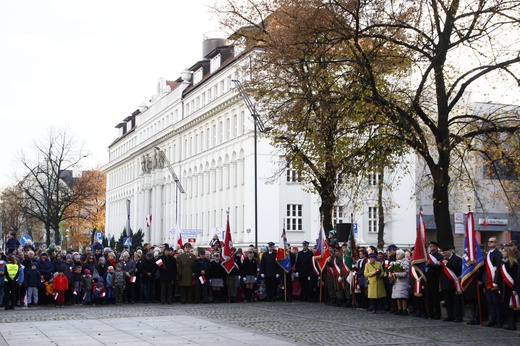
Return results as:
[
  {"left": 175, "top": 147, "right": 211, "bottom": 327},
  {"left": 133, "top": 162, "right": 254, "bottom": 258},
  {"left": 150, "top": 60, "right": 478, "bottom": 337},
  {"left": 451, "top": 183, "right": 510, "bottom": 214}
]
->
[
  {"left": 276, "top": 228, "right": 292, "bottom": 273},
  {"left": 316, "top": 225, "right": 331, "bottom": 271}
]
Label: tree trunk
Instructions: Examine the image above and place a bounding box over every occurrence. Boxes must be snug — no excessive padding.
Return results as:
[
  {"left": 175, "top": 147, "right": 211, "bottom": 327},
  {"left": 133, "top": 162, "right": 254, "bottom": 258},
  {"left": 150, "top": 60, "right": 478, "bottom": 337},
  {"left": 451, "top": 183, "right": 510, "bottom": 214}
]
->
[
  {"left": 45, "top": 223, "right": 51, "bottom": 246},
  {"left": 431, "top": 164, "right": 454, "bottom": 247},
  {"left": 319, "top": 185, "right": 336, "bottom": 235}
]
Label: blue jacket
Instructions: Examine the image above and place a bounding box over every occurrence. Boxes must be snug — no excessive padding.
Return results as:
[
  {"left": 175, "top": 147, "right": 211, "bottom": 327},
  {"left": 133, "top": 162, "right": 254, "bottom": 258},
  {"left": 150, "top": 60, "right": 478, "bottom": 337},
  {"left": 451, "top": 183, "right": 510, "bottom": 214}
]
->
[
  {"left": 0, "top": 260, "right": 6, "bottom": 286},
  {"left": 37, "top": 258, "right": 54, "bottom": 281},
  {"left": 25, "top": 268, "right": 41, "bottom": 288}
]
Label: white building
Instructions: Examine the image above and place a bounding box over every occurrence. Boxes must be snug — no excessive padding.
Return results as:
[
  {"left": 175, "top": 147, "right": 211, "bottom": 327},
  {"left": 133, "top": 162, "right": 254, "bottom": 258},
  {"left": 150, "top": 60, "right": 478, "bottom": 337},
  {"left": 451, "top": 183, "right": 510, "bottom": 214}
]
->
[{"left": 102, "top": 36, "right": 420, "bottom": 249}]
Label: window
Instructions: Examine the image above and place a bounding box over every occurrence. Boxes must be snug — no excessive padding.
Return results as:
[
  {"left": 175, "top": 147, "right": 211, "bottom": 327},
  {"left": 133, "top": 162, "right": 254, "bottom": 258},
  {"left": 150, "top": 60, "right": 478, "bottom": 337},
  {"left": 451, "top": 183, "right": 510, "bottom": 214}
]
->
[
  {"left": 226, "top": 117, "right": 230, "bottom": 141},
  {"left": 368, "top": 172, "right": 381, "bottom": 186},
  {"left": 194, "top": 68, "right": 203, "bottom": 84},
  {"left": 287, "top": 204, "right": 303, "bottom": 231},
  {"left": 219, "top": 120, "right": 223, "bottom": 144},
  {"left": 286, "top": 164, "right": 301, "bottom": 182},
  {"left": 233, "top": 113, "right": 238, "bottom": 138},
  {"left": 368, "top": 206, "right": 378, "bottom": 233},
  {"left": 210, "top": 54, "right": 221, "bottom": 73}
]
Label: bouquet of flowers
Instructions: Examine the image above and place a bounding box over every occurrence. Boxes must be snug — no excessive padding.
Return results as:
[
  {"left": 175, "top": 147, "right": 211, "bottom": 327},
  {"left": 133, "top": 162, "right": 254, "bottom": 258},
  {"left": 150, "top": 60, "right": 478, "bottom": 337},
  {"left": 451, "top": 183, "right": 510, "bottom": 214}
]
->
[{"left": 386, "top": 261, "right": 406, "bottom": 273}]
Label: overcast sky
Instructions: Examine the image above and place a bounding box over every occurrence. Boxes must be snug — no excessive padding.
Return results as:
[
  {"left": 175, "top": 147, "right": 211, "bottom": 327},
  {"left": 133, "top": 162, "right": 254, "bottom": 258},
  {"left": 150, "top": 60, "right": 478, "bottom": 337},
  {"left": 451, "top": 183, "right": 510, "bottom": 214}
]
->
[{"left": 0, "top": 0, "right": 219, "bottom": 188}]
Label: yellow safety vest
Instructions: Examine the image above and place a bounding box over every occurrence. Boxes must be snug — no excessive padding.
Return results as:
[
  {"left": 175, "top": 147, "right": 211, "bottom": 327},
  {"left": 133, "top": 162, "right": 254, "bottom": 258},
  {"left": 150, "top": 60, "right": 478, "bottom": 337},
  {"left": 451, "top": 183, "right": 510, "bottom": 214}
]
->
[{"left": 5, "top": 263, "right": 19, "bottom": 282}]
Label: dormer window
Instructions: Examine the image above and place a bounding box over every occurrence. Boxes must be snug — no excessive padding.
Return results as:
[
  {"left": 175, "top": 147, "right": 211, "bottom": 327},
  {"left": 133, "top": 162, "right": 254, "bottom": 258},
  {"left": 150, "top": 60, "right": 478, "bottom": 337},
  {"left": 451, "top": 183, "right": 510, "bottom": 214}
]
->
[
  {"left": 193, "top": 67, "right": 203, "bottom": 84},
  {"left": 210, "top": 54, "right": 221, "bottom": 73}
]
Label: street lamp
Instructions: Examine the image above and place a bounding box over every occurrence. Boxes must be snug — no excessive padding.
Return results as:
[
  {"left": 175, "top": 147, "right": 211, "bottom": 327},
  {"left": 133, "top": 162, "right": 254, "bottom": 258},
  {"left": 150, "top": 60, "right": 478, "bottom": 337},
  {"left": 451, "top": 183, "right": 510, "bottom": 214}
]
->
[
  {"left": 232, "top": 80, "right": 272, "bottom": 249},
  {"left": 154, "top": 147, "right": 186, "bottom": 225}
]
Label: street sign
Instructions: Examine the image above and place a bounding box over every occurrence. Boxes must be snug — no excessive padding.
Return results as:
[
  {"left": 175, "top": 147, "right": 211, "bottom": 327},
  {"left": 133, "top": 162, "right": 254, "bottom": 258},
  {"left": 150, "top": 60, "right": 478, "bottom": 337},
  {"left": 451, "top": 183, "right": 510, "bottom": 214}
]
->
[
  {"left": 123, "top": 237, "right": 132, "bottom": 246},
  {"left": 353, "top": 223, "right": 358, "bottom": 235},
  {"left": 21, "top": 234, "right": 32, "bottom": 246},
  {"left": 95, "top": 232, "right": 103, "bottom": 241}
]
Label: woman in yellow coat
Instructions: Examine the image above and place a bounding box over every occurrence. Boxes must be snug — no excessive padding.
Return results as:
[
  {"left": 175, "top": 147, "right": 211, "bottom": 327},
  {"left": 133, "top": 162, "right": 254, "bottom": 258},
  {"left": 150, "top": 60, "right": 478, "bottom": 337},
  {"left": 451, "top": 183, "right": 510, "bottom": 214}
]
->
[{"left": 364, "top": 253, "right": 387, "bottom": 313}]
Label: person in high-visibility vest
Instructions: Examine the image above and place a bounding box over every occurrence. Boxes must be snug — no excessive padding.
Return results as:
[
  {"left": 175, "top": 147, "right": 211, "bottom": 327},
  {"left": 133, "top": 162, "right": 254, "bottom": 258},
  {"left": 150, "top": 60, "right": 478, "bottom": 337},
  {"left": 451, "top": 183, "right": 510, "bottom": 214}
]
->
[{"left": 4, "top": 255, "right": 20, "bottom": 310}]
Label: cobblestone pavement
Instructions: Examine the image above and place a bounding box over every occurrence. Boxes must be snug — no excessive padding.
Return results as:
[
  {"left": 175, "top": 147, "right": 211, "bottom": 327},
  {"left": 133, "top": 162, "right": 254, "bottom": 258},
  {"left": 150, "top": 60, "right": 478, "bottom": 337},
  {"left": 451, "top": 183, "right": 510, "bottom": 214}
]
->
[{"left": 0, "top": 302, "right": 519, "bottom": 345}]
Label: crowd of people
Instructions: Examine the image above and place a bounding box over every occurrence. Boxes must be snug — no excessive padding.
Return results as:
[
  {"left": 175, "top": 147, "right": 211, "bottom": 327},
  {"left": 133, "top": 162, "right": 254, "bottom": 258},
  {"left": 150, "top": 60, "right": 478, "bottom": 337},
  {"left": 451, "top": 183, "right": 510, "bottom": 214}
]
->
[{"left": 1, "top": 230, "right": 519, "bottom": 331}]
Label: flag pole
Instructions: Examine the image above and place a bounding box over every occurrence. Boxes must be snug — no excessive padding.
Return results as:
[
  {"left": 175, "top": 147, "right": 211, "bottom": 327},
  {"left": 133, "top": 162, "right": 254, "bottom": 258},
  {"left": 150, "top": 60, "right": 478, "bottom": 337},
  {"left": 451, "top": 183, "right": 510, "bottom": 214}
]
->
[
  {"left": 467, "top": 202, "right": 483, "bottom": 326},
  {"left": 284, "top": 270, "right": 287, "bottom": 302},
  {"left": 319, "top": 267, "right": 323, "bottom": 303}
]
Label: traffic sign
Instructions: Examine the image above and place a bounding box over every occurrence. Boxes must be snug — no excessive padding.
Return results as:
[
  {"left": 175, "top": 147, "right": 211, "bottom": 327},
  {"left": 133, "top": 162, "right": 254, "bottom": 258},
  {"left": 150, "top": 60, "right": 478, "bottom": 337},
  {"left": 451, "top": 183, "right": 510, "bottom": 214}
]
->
[
  {"left": 95, "top": 232, "right": 103, "bottom": 241},
  {"left": 123, "top": 238, "right": 132, "bottom": 246},
  {"left": 21, "top": 234, "right": 32, "bottom": 246}
]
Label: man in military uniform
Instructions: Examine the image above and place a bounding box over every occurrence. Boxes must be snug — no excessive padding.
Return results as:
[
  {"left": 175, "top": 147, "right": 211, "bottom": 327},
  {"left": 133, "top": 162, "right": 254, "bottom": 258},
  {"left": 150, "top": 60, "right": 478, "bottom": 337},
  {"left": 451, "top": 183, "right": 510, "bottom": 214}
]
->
[
  {"left": 260, "top": 242, "right": 280, "bottom": 301},
  {"left": 177, "top": 243, "right": 197, "bottom": 304},
  {"left": 295, "top": 241, "right": 314, "bottom": 302}
]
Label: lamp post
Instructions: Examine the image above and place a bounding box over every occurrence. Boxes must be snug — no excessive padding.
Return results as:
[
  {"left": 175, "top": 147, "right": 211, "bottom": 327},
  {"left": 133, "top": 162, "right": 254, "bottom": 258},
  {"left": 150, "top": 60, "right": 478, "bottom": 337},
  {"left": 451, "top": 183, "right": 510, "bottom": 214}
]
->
[
  {"left": 232, "top": 80, "right": 272, "bottom": 249},
  {"left": 154, "top": 147, "right": 186, "bottom": 227}
]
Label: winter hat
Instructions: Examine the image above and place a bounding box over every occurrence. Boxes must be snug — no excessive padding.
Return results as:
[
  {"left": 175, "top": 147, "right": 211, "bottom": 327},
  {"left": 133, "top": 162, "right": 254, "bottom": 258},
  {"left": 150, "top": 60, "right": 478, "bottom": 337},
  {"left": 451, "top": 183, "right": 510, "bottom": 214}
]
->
[
  {"left": 84, "top": 269, "right": 91, "bottom": 275},
  {"left": 66, "top": 254, "right": 72, "bottom": 260},
  {"left": 107, "top": 266, "right": 114, "bottom": 271}
]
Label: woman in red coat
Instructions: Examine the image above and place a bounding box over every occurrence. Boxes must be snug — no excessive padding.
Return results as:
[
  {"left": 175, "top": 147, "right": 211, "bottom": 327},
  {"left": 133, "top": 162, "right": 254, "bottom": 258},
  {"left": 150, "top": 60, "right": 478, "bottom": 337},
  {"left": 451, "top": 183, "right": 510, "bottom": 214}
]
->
[{"left": 53, "top": 270, "right": 69, "bottom": 307}]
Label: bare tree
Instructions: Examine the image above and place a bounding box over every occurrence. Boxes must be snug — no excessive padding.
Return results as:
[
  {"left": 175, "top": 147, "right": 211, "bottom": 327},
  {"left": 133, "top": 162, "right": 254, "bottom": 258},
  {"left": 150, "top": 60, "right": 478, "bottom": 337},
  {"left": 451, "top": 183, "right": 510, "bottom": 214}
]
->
[{"left": 16, "top": 128, "right": 89, "bottom": 245}]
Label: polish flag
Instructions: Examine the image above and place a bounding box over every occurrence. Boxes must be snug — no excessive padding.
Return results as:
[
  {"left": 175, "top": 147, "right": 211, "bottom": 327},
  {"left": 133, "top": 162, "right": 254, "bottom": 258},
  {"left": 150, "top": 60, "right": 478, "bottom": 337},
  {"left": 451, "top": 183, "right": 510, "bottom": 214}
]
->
[
  {"left": 199, "top": 275, "right": 207, "bottom": 284},
  {"left": 146, "top": 214, "right": 152, "bottom": 227},
  {"left": 156, "top": 259, "right": 164, "bottom": 267},
  {"left": 174, "top": 220, "right": 183, "bottom": 249},
  {"left": 130, "top": 276, "right": 136, "bottom": 283},
  {"left": 54, "top": 292, "right": 59, "bottom": 300}
]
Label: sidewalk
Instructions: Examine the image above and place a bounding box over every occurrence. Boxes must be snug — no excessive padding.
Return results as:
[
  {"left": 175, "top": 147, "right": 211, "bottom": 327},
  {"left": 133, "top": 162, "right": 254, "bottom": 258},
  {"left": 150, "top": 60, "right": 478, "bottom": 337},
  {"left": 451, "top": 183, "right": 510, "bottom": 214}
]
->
[{"left": 0, "top": 313, "right": 294, "bottom": 346}]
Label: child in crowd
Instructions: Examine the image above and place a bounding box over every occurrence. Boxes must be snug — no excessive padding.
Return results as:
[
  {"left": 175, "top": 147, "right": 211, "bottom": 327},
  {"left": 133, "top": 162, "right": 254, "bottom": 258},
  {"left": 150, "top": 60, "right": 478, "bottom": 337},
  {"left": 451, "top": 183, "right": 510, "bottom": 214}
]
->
[
  {"left": 72, "top": 266, "right": 83, "bottom": 305},
  {"left": 113, "top": 263, "right": 125, "bottom": 305},
  {"left": 24, "top": 263, "right": 41, "bottom": 307},
  {"left": 83, "top": 269, "right": 93, "bottom": 304},
  {"left": 104, "top": 266, "right": 115, "bottom": 305},
  {"left": 92, "top": 280, "right": 104, "bottom": 306},
  {"left": 53, "top": 269, "right": 68, "bottom": 307}
]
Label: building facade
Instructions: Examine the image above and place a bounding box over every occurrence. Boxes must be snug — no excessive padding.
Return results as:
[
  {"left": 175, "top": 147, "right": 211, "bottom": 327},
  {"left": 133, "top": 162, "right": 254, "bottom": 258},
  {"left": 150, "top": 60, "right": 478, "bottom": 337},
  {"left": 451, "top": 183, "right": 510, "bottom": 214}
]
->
[{"left": 102, "top": 37, "right": 422, "bottom": 249}]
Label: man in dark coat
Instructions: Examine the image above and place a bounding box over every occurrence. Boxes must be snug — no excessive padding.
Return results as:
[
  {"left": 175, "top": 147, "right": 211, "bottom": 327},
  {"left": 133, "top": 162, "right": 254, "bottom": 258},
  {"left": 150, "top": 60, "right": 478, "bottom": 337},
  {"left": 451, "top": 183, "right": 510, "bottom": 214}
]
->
[
  {"left": 425, "top": 241, "right": 444, "bottom": 319},
  {"left": 158, "top": 244, "right": 177, "bottom": 304},
  {"left": 295, "top": 241, "right": 314, "bottom": 301},
  {"left": 439, "top": 245, "right": 463, "bottom": 322},
  {"left": 192, "top": 249, "right": 211, "bottom": 304},
  {"left": 140, "top": 252, "right": 158, "bottom": 303},
  {"left": 260, "top": 242, "right": 280, "bottom": 301},
  {"left": 482, "top": 236, "right": 504, "bottom": 327}
]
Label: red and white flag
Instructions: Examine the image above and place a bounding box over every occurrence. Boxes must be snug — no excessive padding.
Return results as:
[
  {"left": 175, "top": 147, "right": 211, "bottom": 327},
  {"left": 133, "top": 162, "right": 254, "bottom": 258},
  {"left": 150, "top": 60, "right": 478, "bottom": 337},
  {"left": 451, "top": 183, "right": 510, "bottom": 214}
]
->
[
  {"left": 316, "top": 225, "right": 331, "bottom": 271},
  {"left": 174, "top": 220, "right": 183, "bottom": 249},
  {"left": 146, "top": 214, "right": 152, "bottom": 227},
  {"left": 73, "top": 289, "right": 78, "bottom": 295},
  {"left": 465, "top": 211, "right": 476, "bottom": 264},
  {"left": 222, "top": 215, "right": 233, "bottom": 261},
  {"left": 156, "top": 259, "right": 164, "bottom": 267},
  {"left": 418, "top": 211, "right": 426, "bottom": 247},
  {"left": 54, "top": 292, "right": 59, "bottom": 300},
  {"left": 130, "top": 276, "right": 136, "bottom": 283},
  {"left": 221, "top": 214, "right": 236, "bottom": 274},
  {"left": 199, "top": 275, "right": 207, "bottom": 284}
]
